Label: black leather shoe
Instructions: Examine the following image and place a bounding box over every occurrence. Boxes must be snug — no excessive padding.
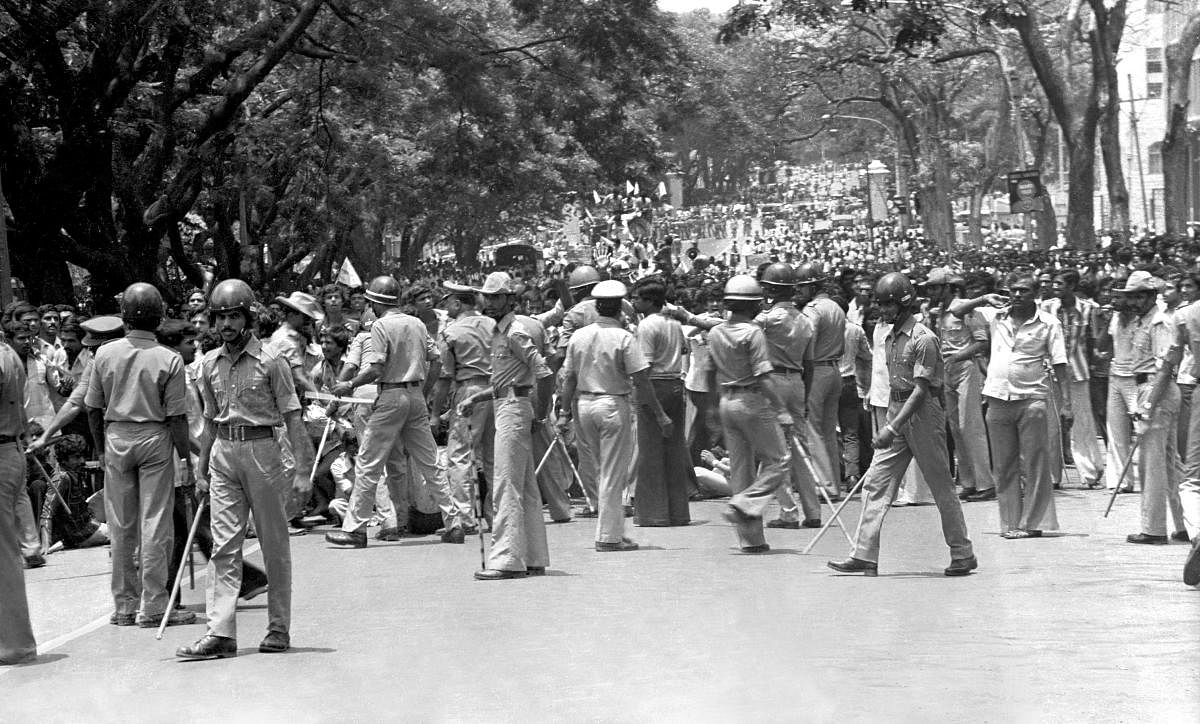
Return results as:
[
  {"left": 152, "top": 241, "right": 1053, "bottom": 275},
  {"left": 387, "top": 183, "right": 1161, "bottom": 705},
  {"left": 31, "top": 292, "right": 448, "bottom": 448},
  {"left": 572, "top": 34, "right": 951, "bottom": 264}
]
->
[
  {"left": 325, "top": 530, "right": 367, "bottom": 548},
  {"left": 23, "top": 553, "right": 45, "bottom": 569},
  {"left": 801, "top": 518, "right": 822, "bottom": 529},
  {"left": 137, "top": 609, "right": 197, "bottom": 628},
  {"left": 109, "top": 612, "right": 136, "bottom": 627},
  {"left": 944, "top": 556, "right": 978, "bottom": 576},
  {"left": 740, "top": 544, "right": 771, "bottom": 553},
  {"left": 474, "top": 568, "right": 526, "bottom": 580},
  {"left": 526, "top": 566, "right": 546, "bottom": 576},
  {"left": 1171, "top": 531, "right": 1190, "bottom": 542},
  {"left": 374, "top": 527, "right": 406, "bottom": 541},
  {"left": 595, "top": 538, "right": 639, "bottom": 552},
  {"left": 1126, "top": 533, "right": 1168, "bottom": 545},
  {"left": 176, "top": 635, "right": 237, "bottom": 660},
  {"left": 958, "top": 487, "right": 977, "bottom": 501},
  {"left": 827, "top": 557, "right": 878, "bottom": 576},
  {"left": 966, "top": 488, "right": 996, "bottom": 502},
  {"left": 239, "top": 583, "right": 269, "bottom": 601},
  {"left": 441, "top": 527, "right": 465, "bottom": 544},
  {"left": 1184, "top": 537, "right": 1200, "bottom": 587},
  {"left": 766, "top": 519, "right": 799, "bottom": 529},
  {"left": 259, "top": 631, "right": 290, "bottom": 653}
]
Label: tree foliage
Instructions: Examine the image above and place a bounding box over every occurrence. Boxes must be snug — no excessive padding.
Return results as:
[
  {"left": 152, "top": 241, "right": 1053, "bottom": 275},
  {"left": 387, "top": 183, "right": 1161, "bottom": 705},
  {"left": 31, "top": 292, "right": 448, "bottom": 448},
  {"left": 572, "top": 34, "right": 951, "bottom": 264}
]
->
[{"left": 0, "top": 0, "right": 683, "bottom": 306}]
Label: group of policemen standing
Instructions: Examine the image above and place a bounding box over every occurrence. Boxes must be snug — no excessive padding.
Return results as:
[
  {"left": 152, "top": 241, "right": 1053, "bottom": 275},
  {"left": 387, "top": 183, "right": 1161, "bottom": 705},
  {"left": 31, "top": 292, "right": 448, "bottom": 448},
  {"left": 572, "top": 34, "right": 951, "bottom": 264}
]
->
[{"left": 5, "top": 257, "right": 1200, "bottom": 666}]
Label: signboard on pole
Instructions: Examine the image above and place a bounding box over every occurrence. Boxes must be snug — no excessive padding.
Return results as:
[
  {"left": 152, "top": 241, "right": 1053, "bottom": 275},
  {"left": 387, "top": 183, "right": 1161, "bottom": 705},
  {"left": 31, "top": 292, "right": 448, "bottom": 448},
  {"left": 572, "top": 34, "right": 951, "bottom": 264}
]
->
[{"left": 1007, "top": 169, "right": 1045, "bottom": 213}]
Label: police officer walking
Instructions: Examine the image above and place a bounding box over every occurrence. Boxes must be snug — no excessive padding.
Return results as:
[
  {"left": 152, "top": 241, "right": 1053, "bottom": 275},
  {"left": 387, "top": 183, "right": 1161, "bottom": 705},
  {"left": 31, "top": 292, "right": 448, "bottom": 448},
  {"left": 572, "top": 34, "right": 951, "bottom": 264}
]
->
[
  {"left": 177, "top": 279, "right": 314, "bottom": 659},
  {"left": 827, "top": 273, "right": 976, "bottom": 577},
  {"left": 85, "top": 283, "right": 196, "bottom": 628},
  {"left": 709, "top": 276, "right": 794, "bottom": 553},
  {"left": 458, "top": 273, "right": 555, "bottom": 579},
  {"left": 325, "top": 276, "right": 466, "bottom": 548}
]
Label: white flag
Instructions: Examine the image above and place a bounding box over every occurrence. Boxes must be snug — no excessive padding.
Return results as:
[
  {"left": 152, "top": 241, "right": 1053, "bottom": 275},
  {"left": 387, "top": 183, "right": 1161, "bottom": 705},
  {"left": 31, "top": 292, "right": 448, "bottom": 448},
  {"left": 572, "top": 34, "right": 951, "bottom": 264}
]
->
[{"left": 336, "top": 257, "right": 362, "bottom": 287}]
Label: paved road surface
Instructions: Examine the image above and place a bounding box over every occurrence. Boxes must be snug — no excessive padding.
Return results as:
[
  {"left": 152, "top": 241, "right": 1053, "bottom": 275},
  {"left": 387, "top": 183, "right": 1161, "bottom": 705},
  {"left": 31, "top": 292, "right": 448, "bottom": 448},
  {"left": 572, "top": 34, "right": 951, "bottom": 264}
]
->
[{"left": 5, "top": 487, "right": 1197, "bottom": 722}]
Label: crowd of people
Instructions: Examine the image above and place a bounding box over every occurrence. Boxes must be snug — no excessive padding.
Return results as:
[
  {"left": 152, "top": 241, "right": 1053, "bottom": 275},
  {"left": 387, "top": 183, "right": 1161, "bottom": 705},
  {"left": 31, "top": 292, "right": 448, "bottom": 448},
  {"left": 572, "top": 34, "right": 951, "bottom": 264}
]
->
[{"left": 3, "top": 224, "right": 1200, "bottom": 667}]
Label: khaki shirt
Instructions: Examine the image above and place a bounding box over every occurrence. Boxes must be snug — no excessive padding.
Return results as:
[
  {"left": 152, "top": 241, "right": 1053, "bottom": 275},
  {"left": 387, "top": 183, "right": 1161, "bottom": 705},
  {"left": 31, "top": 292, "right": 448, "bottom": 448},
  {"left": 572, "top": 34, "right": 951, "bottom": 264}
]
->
[
  {"left": 363, "top": 310, "right": 439, "bottom": 384},
  {"left": 438, "top": 312, "right": 495, "bottom": 381},
  {"left": 754, "top": 301, "right": 814, "bottom": 372},
  {"left": 802, "top": 294, "right": 846, "bottom": 362},
  {"left": 84, "top": 330, "right": 187, "bottom": 422},
  {"left": 557, "top": 298, "right": 637, "bottom": 350},
  {"left": 0, "top": 343, "right": 28, "bottom": 437},
  {"left": 708, "top": 320, "right": 774, "bottom": 388},
  {"left": 197, "top": 336, "right": 300, "bottom": 426},
  {"left": 491, "top": 312, "right": 551, "bottom": 390},
  {"left": 884, "top": 317, "right": 942, "bottom": 394},
  {"left": 635, "top": 313, "right": 685, "bottom": 379},
  {"left": 1110, "top": 308, "right": 1174, "bottom": 377},
  {"left": 563, "top": 318, "right": 648, "bottom": 394}
]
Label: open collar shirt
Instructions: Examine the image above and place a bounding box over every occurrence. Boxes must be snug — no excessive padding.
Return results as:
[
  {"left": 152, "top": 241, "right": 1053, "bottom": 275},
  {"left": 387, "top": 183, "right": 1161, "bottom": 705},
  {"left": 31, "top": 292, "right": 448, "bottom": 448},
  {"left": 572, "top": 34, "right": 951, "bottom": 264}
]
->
[{"left": 982, "top": 308, "right": 1066, "bottom": 401}]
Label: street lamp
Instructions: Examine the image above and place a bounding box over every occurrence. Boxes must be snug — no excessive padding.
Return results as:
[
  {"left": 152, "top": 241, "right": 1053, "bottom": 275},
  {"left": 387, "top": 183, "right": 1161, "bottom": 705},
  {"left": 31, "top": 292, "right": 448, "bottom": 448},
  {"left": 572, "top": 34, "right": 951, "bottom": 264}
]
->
[{"left": 821, "top": 113, "right": 909, "bottom": 229}]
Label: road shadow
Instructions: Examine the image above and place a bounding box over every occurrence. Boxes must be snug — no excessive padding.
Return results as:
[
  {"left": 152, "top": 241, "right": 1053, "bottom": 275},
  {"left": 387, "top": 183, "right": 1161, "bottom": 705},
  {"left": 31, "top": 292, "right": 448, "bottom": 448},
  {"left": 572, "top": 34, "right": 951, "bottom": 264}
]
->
[
  {"left": 3, "top": 652, "right": 67, "bottom": 668},
  {"left": 732, "top": 548, "right": 799, "bottom": 556}
]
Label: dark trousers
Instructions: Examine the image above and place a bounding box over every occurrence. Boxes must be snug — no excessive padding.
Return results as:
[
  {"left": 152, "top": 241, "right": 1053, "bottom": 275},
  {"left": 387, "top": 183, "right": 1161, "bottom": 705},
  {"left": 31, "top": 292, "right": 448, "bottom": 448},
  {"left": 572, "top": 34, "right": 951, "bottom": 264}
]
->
[
  {"left": 635, "top": 379, "right": 693, "bottom": 526},
  {"left": 170, "top": 490, "right": 268, "bottom": 598},
  {"left": 1090, "top": 375, "right": 1109, "bottom": 442}
]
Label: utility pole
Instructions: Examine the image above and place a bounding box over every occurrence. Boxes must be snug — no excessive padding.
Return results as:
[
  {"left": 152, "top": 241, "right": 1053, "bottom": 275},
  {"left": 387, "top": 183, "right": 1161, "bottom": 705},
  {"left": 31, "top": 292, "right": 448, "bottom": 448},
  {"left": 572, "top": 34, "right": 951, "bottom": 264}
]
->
[
  {"left": 0, "top": 168, "right": 13, "bottom": 306},
  {"left": 1127, "top": 74, "right": 1151, "bottom": 231}
]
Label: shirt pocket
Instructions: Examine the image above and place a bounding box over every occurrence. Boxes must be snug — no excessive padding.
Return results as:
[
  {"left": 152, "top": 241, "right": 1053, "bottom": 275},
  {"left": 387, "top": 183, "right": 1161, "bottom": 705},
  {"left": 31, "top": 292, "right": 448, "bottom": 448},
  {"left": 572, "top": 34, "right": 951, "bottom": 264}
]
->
[{"left": 239, "top": 362, "right": 275, "bottom": 414}]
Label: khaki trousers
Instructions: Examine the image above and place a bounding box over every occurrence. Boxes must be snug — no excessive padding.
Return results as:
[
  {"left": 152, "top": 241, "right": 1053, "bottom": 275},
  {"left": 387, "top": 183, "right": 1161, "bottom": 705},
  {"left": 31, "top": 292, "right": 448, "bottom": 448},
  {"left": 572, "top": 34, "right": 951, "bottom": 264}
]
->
[
  {"left": 944, "top": 360, "right": 994, "bottom": 492},
  {"left": 770, "top": 372, "right": 821, "bottom": 522},
  {"left": 721, "top": 389, "right": 791, "bottom": 549},
  {"left": 0, "top": 444, "right": 35, "bottom": 663},
  {"left": 985, "top": 398, "right": 1060, "bottom": 532},
  {"left": 807, "top": 365, "right": 842, "bottom": 493},
  {"left": 103, "top": 422, "right": 175, "bottom": 617},
  {"left": 851, "top": 399, "right": 972, "bottom": 564},
  {"left": 578, "top": 394, "right": 635, "bottom": 543},
  {"left": 207, "top": 436, "right": 291, "bottom": 638},
  {"left": 343, "top": 387, "right": 460, "bottom": 533},
  {"left": 487, "top": 397, "right": 549, "bottom": 571},
  {"left": 445, "top": 380, "right": 494, "bottom": 528}
]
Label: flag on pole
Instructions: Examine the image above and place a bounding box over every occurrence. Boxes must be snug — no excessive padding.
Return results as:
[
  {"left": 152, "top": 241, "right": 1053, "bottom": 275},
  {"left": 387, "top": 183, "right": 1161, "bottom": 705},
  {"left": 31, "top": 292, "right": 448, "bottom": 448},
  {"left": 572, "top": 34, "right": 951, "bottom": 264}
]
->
[{"left": 336, "top": 257, "right": 362, "bottom": 288}]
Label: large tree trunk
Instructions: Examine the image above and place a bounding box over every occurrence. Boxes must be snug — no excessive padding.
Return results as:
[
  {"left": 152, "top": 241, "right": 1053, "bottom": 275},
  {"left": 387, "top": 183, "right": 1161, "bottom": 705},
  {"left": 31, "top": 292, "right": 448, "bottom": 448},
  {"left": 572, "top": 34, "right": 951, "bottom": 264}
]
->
[
  {"left": 1065, "top": 128, "right": 1099, "bottom": 249},
  {"left": 1163, "top": 14, "right": 1200, "bottom": 237},
  {"left": 1094, "top": 2, "right": 1130, "bottom": 240}
]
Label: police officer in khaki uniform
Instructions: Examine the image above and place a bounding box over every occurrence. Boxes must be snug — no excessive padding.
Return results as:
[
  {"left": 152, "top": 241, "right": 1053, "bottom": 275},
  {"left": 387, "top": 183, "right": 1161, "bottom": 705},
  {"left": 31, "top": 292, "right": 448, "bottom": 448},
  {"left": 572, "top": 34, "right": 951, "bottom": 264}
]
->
[
  {"left": 459, "top": 272, "right": 555, "bottom": 579},
  {"left": 709, "top": 276, "right": 794, "bottom": 553},
  {"left": 796, "top": 262, "right": 846, "bottom": 500},
  {"left": 85, "top": 283, "right": 195, "bottom": 628},
  {"left": 755, "top": 262, "right": 822, "bottom": 529},
  {"left": 556, "top": 265, "right": 638, "bottom": 516},
  {"left": 0, "top": 338, "right": 36, "bottom": 665},
  {"left": 178, "top": 279, "right": 313, "bottom": 659},
  {"left": 325, "top": 275, "right": 465, "bottom": 548},
  {"left": 561, "top": 280, "right": 672, "bottom": 552},
  {"left": 828, "top": 274, "right": 976, "bottom": 577},
  {"left": 431, "top": 283, "right": 497, "bottom": 533}
]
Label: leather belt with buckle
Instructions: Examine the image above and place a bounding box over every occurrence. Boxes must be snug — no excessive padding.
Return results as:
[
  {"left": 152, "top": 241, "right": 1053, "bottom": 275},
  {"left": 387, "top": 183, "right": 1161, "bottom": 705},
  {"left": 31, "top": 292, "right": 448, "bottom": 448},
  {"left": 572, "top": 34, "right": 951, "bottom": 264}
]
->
[
  {"left": 379, "top": 380, "right": 422, "bottom": 390},
  {"left": 215, "top": 425, "right": 274, "bottom": 441},
  {"left": 498, "top": 385, "right": 532, "bottom": 398}
]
